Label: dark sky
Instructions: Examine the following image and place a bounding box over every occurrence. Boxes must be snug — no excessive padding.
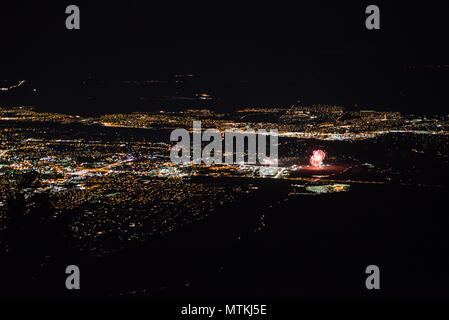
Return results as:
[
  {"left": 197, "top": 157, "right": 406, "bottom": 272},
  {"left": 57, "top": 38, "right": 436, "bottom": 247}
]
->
[
  {"left": 1, "top": 1, "right": 447, "bottom": 76},
  {"left": 1, "top": 1, "right": 448, "bottom": 113}
]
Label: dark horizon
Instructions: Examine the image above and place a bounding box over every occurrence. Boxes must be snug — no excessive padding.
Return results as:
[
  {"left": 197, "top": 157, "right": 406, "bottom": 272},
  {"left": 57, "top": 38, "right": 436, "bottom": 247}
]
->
[{"left": 1, "top": 2, "right": 449, "bottom": 114}]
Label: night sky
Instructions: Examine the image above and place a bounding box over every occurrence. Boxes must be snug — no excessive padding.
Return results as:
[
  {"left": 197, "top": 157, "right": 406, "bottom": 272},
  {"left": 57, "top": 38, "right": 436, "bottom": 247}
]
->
[{"left": 1, "top": 1, "right": 448, "bottom": 113}]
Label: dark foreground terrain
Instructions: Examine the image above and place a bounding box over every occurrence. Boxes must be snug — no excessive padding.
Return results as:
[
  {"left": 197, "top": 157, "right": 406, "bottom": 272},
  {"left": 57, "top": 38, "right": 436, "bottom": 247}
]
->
[{"left": 1, "top": 181, "right": 448, "bottom": 300}]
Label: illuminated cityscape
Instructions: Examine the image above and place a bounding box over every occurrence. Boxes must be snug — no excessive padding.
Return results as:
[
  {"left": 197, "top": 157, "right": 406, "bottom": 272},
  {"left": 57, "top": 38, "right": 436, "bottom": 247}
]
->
[
  {"left": 1, "top": 102, "right": 448, "bottom": 254},
  {"left": 1, "top": 76, "right": 449, "bottom": 299},
  {"left": 1, "top": 3, "right": 449, "bottom": 303}
]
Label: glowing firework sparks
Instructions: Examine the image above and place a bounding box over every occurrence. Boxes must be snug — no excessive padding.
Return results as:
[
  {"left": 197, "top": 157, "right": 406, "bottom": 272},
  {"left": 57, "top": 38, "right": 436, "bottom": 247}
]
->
[{"left": 310, "top": 150, "right": 326, "bottom": 167}]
